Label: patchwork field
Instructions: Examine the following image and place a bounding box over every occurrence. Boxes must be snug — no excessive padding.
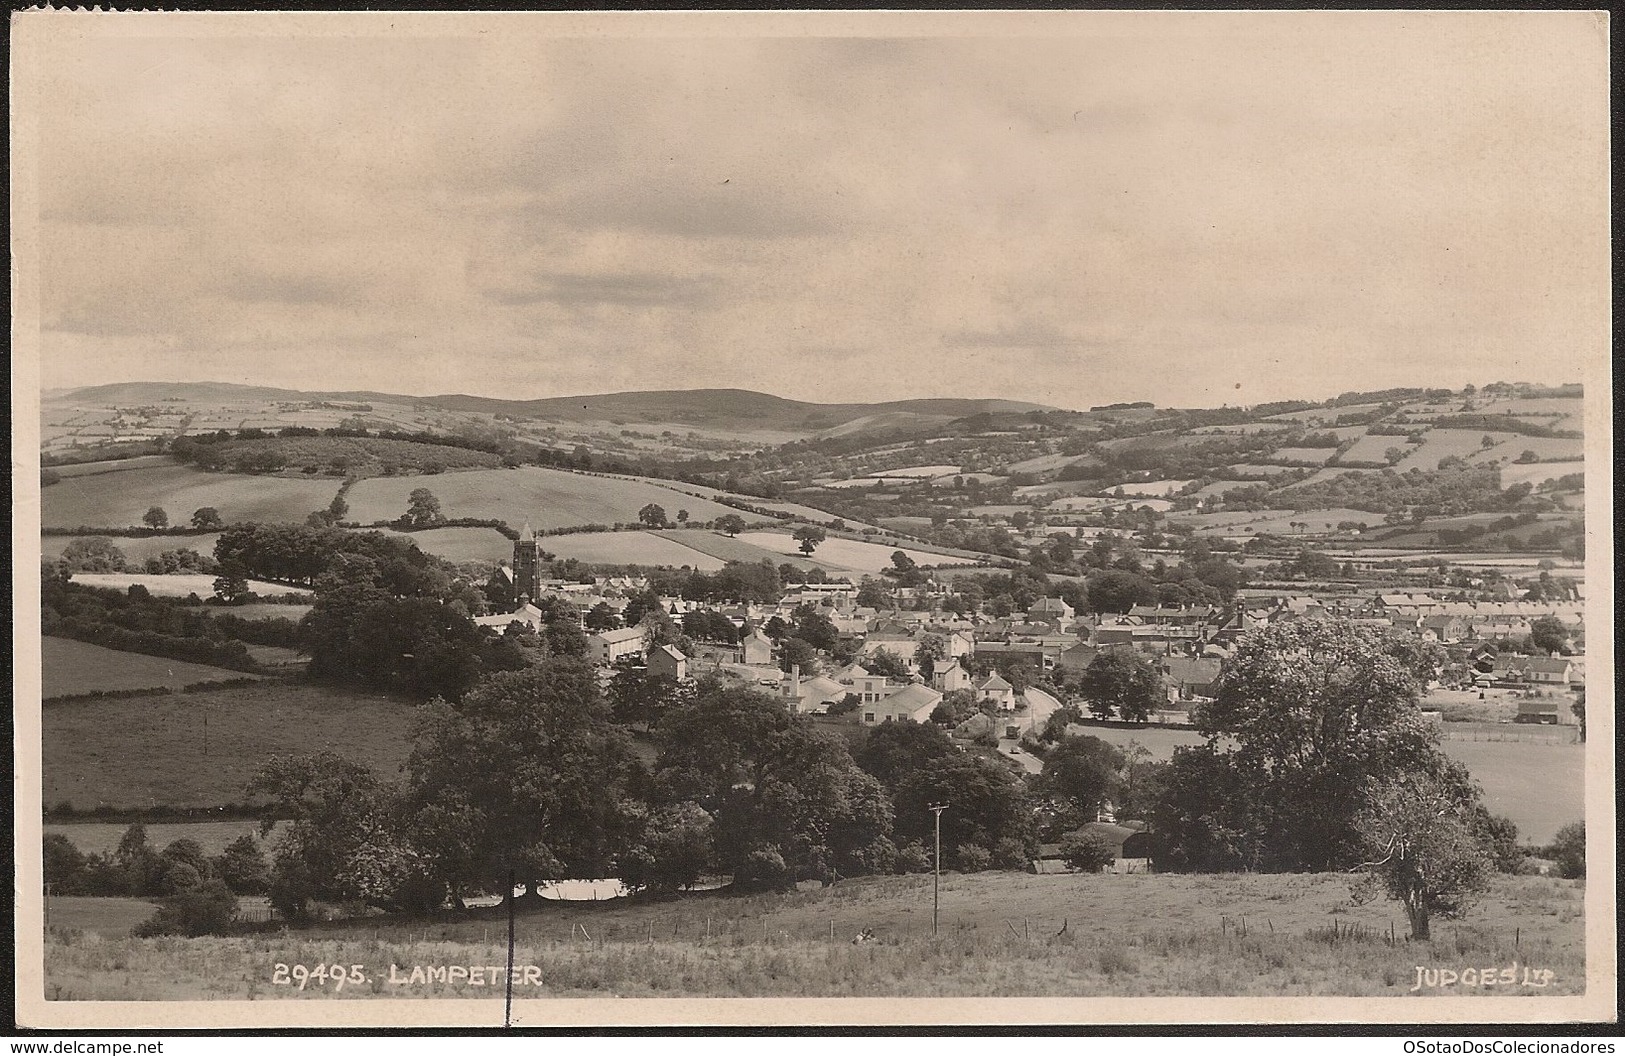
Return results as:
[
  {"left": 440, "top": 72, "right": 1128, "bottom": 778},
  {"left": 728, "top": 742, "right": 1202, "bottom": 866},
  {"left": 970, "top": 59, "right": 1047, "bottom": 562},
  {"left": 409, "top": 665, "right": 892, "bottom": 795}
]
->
[
  {"left": 41, "top": 872, "right": 1586, "bottom": 999},
  {"left": 42, "top": 682, "right": 421, "bottom": 810},
  {"left": 1398, "top": 429, "right": 1523, "bottom": 470},
  {"left": 378, "top": 526, "right": 515, "bottom": 563},
  {"left": 1165, "top": 508, "right": 1376, "bottom": 536},
  {"left": 538, "top": 531, "right": 726, "bottom": 571},
  {"left": 1468, "top": 436, "right": 1585, "bottom": 466},
  {"left": 41, "top": 533, "right": 223, "bottom": 566},
  {"left": 71, "top": 573, "right": 307, "bottom": 598},
  {"left": 342, "top": 467, "right": 746, "bottom": 530},
  {"left": 1499, "top": 461, "right": 1585, "bottom": 489},
  {"left": 45, "top": 821, "right": 269, "bottom": 858},
  {"left": 42, "top": 463, "right": 342, "bottom": 529},
  {"left": 732, "top": 532, "right": 964, "bottom": 573},
  {"left": 42, "top": 637, "right": 264, "bottom": 699}
]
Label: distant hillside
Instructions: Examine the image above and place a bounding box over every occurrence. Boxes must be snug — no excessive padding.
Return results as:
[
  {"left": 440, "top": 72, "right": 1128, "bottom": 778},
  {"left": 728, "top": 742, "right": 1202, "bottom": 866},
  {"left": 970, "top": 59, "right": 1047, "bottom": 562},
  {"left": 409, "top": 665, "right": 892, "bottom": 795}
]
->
[{"left": 51, "top": 382, "right": 1053, "bottom": 435}]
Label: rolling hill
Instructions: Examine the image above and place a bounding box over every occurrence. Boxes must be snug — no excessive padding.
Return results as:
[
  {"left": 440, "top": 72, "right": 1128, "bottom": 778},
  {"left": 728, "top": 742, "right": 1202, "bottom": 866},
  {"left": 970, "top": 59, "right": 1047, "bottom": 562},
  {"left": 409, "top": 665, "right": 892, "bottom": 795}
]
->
[{"left": 49, "top": 382, "right": 1052, "bottom": 438}]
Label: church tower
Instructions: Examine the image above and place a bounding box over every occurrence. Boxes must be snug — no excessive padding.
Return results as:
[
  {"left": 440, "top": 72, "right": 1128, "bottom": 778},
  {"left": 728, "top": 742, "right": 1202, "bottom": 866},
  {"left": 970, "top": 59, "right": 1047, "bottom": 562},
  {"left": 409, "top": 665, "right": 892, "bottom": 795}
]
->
[{"left": 513, "top": 523, "right": 543, "bottom": 606}]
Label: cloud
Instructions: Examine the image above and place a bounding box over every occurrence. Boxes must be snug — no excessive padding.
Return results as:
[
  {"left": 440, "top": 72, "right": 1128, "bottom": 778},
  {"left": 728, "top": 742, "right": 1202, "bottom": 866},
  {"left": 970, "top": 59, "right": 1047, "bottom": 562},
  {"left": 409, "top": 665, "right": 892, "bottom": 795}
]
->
[{"left": 470, "top": 266, "right": 717, "bottom": 308}]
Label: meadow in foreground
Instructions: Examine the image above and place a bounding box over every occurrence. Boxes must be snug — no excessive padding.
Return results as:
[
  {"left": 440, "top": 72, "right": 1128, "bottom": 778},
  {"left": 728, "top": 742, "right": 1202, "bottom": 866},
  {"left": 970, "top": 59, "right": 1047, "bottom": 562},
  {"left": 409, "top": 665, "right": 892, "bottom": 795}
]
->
[{"left": 43, "top": 871, "right": 1585, "bottom": 1000}]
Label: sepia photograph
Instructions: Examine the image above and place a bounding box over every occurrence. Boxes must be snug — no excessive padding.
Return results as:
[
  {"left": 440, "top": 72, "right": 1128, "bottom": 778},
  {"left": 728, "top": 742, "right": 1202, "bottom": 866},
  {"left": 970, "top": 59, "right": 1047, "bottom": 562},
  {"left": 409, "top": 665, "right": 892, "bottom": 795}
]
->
[{"left": 10, "top": 8, "right": 1615, "bottom": 1030}]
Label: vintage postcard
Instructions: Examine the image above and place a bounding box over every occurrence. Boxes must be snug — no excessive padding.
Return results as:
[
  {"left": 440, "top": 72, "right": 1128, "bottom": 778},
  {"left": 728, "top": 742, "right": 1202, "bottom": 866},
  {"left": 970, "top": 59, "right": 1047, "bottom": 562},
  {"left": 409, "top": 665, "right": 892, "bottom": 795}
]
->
[{"left": 10, "top": 8, "right": 1615, "bottom": 1030}]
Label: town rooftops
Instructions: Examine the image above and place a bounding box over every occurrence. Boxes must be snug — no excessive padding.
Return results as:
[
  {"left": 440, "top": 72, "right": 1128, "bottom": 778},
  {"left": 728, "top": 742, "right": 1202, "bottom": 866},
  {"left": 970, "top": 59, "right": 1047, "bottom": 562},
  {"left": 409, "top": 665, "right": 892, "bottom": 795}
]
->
[{"left": 588, "top": 626, "right": 646, "bottom": 644}]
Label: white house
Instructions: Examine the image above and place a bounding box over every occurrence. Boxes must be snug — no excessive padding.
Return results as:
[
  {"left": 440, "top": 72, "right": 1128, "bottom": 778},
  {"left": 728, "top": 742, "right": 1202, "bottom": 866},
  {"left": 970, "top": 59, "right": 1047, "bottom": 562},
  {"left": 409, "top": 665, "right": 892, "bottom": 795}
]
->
[
  {"left": 977, "top": 671, "right": 1016, "bottom": 712},
  {"left": 862, "top": 683, "right": 943, "bottom": 726},
  {"left": 647, "top": 644, "right": 687, "bottom": 682},
  {"left": 586, "top": 625, "right": 647, "bottom": 666},
  {"left": 935, "top": 658, "right": 974, "bottom": 694}
]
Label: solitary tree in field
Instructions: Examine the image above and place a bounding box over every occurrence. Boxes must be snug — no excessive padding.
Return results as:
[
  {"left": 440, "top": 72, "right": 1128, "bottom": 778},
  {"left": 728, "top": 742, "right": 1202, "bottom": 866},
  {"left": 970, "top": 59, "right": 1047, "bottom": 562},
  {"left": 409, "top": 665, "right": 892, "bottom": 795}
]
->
[
  {"left": 1352, "top": 763, "right": 1492, "bottom": 940},
  {"left": 793, "top": 524, "right": 827, "bottom": 555},
  {"left": 638, "top": 503, "right": 668, "bottom": 528},
  {"left": 676, "top": 509, "right": 689, "bottom": 525},
  {"left": 717, "top": 514, "right": 746, "bottom": 537},
  {"left": 143, "top": 506, "right": 169, "bottom": 529},
  {"left": 403, "top": 487, "right": 444, "bottom": 527},
  {"left": 191, "top": 507, "right": 224, "bottom": 530}
]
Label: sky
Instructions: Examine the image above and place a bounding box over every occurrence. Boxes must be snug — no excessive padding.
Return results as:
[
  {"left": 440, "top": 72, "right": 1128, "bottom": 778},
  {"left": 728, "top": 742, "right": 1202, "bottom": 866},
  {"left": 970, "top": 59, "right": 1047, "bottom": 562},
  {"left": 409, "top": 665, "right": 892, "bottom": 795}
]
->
[{"left": 17, "top": 11, "right": 1610, "bottom": 410}]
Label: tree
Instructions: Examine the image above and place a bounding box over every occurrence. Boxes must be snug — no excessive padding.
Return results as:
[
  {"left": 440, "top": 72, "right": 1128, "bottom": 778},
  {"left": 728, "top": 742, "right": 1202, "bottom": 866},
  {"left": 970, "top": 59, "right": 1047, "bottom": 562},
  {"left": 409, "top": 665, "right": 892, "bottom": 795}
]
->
[
  {"left": 913, "top": 634, "right": 946, "bottom": 681},
  {"left": 43, "top": 834, "right": 88, "bottom": 894},
  {"left": 212, "top": 834, "right": 271, "bottom": 895},
  {"left": 1059, "top": 830, "right": 1117, "bottom": 873},
  {"left": 655, "top": 681, "right": 893, "bottom": 885},
  {"left": 404, "top": 662, "right": 642, "bottom": 904},
  {"left": 1034, "top": 735, "right": 1125, "bottom": 837},
  {"left": 778, "top": 637, "right": 818, "bottom": 674},
  {"left": 855, "top": 579, "right": 890, "bottom": 609},
  {"left": 717, "top": 514, "right": 746, "bottom": 537},
  {"left": 1546, "top": 822, "right": 1584, "bottom": 879},
  {"left": 191, "top": 507, "right": 224, "bottom": 530},
  {"left": 248, "top": 752, "right": 423, "bottom": 918},
  {"left": 1528, "top": 616, "right": 1570, "bottom": 656},
  {"left": 1178, "top": 617, "right": 1451, "bottom": 872},
  {"left": 676, "top": 509, "right": 690, "bottom": 525},
  {"left": 584, "top": 602, "right": 621, "bottom": 631},
  {"left": 213, "top": 562, "right": 252, "bottom": 604},
  {"left": 1077, "top": 650, "right": 1163, "bottom": 722},
  {"left": 865, "top": 648, "right": 910, "bottom": 681},
  {"left": 133, "top": 879, "right": 239, "bottom": 937},
  {"left": 57, "top": 537, "right": 129, "bottom": 573},
  {"left": 143, "top": 506, "right": 170, "bottom": 529},
  {"left": 1571, "top": 689, "right": 1586, "bottom": 742},
  {"left": 1352, "top": 763, "right": 1493, "bottom": 940},
  {"left": 1083, "top": 569, "right": 1155, "bottom": 614},
  {"left": 793, "top": 525, "right": 827, "bottom": 555},
  {"left": 638, "top": 503, "right": 668, "bottom": 528},
  {"left": 619, "top": 802, "right": 714, "bottom": 894},
  {"left": 403, "top": 488, "right": 444, "bottom": 527}
]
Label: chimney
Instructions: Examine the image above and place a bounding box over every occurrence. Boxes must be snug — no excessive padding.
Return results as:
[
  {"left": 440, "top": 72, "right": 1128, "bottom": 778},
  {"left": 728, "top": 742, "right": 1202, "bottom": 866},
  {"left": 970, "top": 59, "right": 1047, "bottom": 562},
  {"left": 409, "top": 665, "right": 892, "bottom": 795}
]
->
[{"left": 786, "top": 663, "right": 801, "bottom": 697}]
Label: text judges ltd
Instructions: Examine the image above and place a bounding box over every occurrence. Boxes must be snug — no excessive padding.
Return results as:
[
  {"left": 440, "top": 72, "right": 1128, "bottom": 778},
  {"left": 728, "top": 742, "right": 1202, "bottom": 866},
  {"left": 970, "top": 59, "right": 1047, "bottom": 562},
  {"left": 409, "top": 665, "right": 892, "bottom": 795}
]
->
[{"left": 272, "top": 962, "right": 545, "bottom": 990}]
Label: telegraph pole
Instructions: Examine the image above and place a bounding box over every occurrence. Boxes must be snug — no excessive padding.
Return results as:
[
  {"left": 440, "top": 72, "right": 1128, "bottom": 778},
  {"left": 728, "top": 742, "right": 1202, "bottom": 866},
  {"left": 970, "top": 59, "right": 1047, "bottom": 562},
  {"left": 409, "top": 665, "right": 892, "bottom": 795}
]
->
[{"left": 929, "top": 802, "right": 948, "bottom": 936}]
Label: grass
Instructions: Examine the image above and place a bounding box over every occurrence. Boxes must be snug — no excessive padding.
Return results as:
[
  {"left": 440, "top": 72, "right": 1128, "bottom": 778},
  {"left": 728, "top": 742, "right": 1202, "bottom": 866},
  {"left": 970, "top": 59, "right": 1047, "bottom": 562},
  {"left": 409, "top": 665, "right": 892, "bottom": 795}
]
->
[
  {"left": 45, "top": 821, "right": 273, "bottom": 859},
  {"left": 40, "top": 873, "right": 1586, "bottom": 999},
  {"left": 537, "top": 531, "right": 726, "bottom": 571},
  {"left": 342, "top": 467, "right": 746, "bottom": 530},
  {"left": 42, "top": 681, "right": 421, "bottom": 810},
  {"left": 41, "top": 532, "right": 223, "bottom": 566},
  {"left": 71, "top": 572, "right": 306, "bottom": 598},
  {"left": 42, "top": 637, "right": 265, "bottom": 699},
  {"left": 1498, "top": 461, "right": 1585, "bottom": 489},
  {"left": 1060, "top": 721, "right": 1581, "bottom": 846},
  {"left": 733, "top": 532, "right": 963, "bottom": 574},
  {"left": 378, "top": 526, "right": 516, "bottom": 562},
  {"left": 43, "top": 897, "right": 160, "bottom": 937},
  {"left": 41, "top": 462, "right": 343, "bottom": 529}
]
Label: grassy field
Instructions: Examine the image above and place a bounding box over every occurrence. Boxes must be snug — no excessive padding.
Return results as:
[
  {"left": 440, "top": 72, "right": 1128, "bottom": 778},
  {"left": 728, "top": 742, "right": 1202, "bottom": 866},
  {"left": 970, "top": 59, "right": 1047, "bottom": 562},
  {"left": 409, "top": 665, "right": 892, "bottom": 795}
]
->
[
  {"left": 44, "top": 821, "right": 272, "bottom": 859},
  {"left": 40, "top": 872, "right": 1585, "bottom": 999},
  {"left": 1061, "top": 722, "right": 1580, "bottom": 845},
  {"left": 1499, "top": 461, "right": 1585, "bottom": 489},
  {"left": 343, "top": 467, "right": 745, "bottom": 530},
  {"left": 42, "top": 682, "right": 420, "bottom": 810},
  {"left": 72, "top": 573, "right": 307, "bottom": 598},
  {"left": 41, "top": 532, "right": 224, "bottom": 566},
  {"left": 41, "top": 463, "right": 343, "bottom": 529},
  {"left": 733, "top": 531, "right": 965, "bottom": 573},
  {"left": 662, "top": 529, "right": 824, "bottom": 570},
  {"left": 378, "top": 526, "right": 515, "bottom": 562},
  {"left": 43, "top": 897, "right": 159, "bottom": 938},
  {"left": 538, "top": 531, "right": 726, "bottom": 571},
  {"left": 42, "top": 637, "right": 264, "bottom": 699}
]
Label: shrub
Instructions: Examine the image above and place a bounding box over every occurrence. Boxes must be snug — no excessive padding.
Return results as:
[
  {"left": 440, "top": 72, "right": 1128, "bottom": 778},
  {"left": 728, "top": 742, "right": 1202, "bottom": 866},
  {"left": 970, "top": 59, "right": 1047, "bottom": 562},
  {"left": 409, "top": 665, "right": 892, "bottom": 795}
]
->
[
  {"left": 133, "top": 879, "right": 239, "bottom": 937},
  {"left": 1059, "top": 831, "right": 1117, "bottom": 873},
  {"left": 895, "top": 842, "right": 933, "bottom": 874},
  {"left": 1546, "top": 822, "right": 1584, "bottom": 879},
  {"left": 955, "top": 843, "right": 993, "bottom": 872}
]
